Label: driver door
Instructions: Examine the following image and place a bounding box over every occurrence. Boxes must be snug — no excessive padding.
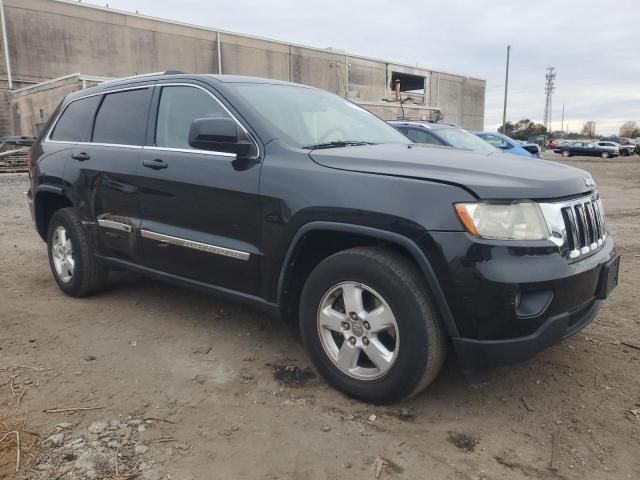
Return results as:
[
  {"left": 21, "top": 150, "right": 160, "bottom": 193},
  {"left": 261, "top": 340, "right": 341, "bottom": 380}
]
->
[{"left": 137, "top": 83, "right": 262, "bottom": 295}]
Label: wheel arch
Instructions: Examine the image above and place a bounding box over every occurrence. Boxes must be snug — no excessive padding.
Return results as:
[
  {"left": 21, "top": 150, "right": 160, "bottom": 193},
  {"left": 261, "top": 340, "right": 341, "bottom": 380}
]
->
[
  {"left": 276, "top": 221, "right": 459, "bottom": 337},
  {"left": 33, "top": 185, "right": 73, "bottom": 241}
]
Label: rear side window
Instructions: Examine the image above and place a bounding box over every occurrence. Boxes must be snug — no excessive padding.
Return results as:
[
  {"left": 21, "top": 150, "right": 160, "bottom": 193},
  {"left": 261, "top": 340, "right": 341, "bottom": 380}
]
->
[
  {"left": 92, "top": 88, "right": 152, "bottom": 145},
  {"left": 407, "top": 128, "right": 441, "bottom": 145},
  {"left": 50, "top": 96, "right": 101, "bottom": 142},
  {"left": 155, "top": 86, "right": 229, "bottom": 149}
]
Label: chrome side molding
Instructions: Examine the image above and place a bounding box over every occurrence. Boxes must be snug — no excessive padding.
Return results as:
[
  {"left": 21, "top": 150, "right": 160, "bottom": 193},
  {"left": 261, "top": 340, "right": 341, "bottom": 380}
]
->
[
  {"left": 97, "top": 219, "right": 133, "bottom": 233},
  {"left": 140, "top": 230, "right": 250, "bottom": 261}
]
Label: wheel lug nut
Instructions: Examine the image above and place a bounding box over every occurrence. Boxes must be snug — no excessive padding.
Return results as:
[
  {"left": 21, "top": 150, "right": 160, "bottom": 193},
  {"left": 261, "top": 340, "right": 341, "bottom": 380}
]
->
[
  {"left": 362, "top": 337, "right": 369, "bottom": 346},
  {"left": 342, "top": 322, "right": 350, "bottom": 330},
  {"left": 349, "top": 312, "right": 358, "bottom": 320},
  {"left": 363, "top": 321, "right": 370, "bottom": 330},
  {"left": 348, "top": 337, "right": 356, "bottom": 345}
]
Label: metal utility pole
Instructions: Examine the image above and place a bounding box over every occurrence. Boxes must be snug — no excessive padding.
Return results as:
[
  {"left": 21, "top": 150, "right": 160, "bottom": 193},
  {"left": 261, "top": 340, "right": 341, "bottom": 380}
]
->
[
  {"left": 543, "top": 66, "right": 556, "bottom": 131},
  {"left": 560, "top": 104, "right": 565, "bottom": 139},
  {"left": 501, "top": 45, "right": 511, "bottom": 133}
]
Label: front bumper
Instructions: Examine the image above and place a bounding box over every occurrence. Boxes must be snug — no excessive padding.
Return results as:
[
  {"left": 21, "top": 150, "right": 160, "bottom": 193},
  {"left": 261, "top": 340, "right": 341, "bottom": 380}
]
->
[
  {"left": 453, "top": 299, "right": 601, "bottom": 372},
  {"left": 426, "top": 231, "right": 618, "bottom": 371}
]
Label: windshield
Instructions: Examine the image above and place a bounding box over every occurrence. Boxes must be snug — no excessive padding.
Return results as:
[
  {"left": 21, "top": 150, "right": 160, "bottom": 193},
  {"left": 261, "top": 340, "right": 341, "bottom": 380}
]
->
[
  {"left": 228, "top": 83, "right": 409, "bottom": 148},
  {"left": 438, "top": 128, "right": 499, "bottom": 152}
]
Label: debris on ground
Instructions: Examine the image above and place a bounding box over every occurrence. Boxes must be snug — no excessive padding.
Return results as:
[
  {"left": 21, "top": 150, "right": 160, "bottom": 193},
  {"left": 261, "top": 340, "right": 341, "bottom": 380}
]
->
[
  {"left": 271, "top": 364, "right": 316, "bottom": 387},
  {"left": 29, "top": 416, "right": 161, "bottom": 479},
  {"left": 373, "top": 455, "right": 388, "bottom": 478},
  {"left": 448, "top": 431, "right": 479, "bottom": 453}
]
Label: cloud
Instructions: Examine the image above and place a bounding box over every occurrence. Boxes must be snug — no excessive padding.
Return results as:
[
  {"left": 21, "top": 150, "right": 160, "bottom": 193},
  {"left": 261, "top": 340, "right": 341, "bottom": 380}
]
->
[{"left": 87, "top": 0, "right": 640, "bottom": 135}]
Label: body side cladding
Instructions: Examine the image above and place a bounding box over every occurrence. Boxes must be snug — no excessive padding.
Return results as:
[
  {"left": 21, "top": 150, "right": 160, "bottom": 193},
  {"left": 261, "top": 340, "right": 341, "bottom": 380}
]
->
[
  {"left": 276, "top": 221, "right": 460, "bottom": 337},
  {"left": 95, "top": 255, "right": 281, "bottom": 318}
]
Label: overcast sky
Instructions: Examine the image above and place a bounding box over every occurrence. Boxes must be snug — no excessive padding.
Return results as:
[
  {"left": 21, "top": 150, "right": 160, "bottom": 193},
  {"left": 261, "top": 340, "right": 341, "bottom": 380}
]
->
[{"left": 87, "top": 0, "right": 639, "bottom": 135}]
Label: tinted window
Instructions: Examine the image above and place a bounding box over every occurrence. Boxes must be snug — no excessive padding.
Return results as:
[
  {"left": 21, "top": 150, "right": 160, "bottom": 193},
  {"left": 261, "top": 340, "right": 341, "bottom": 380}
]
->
[
  {"left": 50, "top": 96, "right": 101, "bottom": 142},
  {"left": 406, "top": 128, "right": 441, "bottom": 145},
  {"left": 156, "top": 86, "right": 229, "bottom": 149},
  {"left": 92, "top": 89, "right": 151, "bottom": 145}
]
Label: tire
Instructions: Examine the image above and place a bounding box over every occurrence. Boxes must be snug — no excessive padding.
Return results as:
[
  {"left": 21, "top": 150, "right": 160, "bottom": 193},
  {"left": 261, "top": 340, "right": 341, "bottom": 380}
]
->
[
  {"left": 620, "top": 149, "right": 629, "bottom": 157},
  {"left": 562, "top": 150, "right": 571, "bottom": 158},
  {"left": 601, "top": 151, "right": 609, "bottom": 159},
  {"left": 47, "top": 207, "right": 108, "bottom": 297},
  {"left": 299, "top": 246, "right": 447, "bottom": 404}
]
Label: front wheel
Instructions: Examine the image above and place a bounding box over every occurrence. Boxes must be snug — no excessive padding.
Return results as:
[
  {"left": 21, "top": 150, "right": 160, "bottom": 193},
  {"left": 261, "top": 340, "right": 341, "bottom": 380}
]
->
[
  {"left": 47, "top": 208, "right": 108, "bottom": 297},
  {"left": 620, "top": 149, "right": 629, "bottom": 157},
  {"left": 299, "top": 247, "right": 447, "bottom": 404}
]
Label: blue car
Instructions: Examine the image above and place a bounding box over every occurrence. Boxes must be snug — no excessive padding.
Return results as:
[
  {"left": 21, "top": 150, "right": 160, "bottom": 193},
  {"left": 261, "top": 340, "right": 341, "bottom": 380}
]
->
[{"left": 474, "top": 131, "right": 541, "bottom": 158}]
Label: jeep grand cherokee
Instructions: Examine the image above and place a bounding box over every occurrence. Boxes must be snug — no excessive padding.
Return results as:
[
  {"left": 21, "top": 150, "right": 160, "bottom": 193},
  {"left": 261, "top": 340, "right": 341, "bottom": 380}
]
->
[{"left": 27, "top": 72, "right": 620, "bottom": 404}]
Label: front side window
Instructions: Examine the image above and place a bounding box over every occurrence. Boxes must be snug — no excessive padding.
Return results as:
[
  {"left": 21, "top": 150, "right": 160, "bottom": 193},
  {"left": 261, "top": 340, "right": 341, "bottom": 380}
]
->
[
  {"left": 156, "top": 86, "right": 230, "bottom": 149},
  {"left": 228, "top": 83, "right": 409, "bottom": 148},
  {"left": 92, "top": 88, "right": 152, "bottom": 145},
  {"left": 480, "top": 134, "right": 510, "bottom": 149},
  {"left": 50, "top": 96, "right": 101, "bottom": 142}
]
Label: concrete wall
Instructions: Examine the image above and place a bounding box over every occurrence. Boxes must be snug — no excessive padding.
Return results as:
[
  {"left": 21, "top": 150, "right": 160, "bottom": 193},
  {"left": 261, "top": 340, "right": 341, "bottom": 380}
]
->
[
  {"left": 0, "top": 0, "right": 485, "bottom": 137},
  {"left": 10, "top": 75, "right": 103, "bottom": 137}
]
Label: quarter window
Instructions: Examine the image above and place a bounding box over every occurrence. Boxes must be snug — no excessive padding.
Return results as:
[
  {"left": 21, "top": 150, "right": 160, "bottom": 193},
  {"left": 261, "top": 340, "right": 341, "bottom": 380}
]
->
[
  {"left": 92, "top": 88, "right": 151, "bottom": 145},
  {"left": 50, "top": 96, "right": 101, "bottom": 142},
  {"left": 156, "top": 86, "right": 229, "bottom": 149}
]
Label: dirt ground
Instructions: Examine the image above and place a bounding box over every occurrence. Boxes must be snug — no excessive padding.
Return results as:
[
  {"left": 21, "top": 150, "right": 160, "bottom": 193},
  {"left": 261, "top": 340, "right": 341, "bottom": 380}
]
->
[{"left": 1, "top": 155, "right": 639, "bottom": 480}]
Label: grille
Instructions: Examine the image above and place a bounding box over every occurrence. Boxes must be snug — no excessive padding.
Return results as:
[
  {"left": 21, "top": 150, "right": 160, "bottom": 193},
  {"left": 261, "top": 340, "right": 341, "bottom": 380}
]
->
[
  {"left": 561, "top": 197, "right": 606, "bottom": 258},
  {"left": 539, "top": 193, "right": 607, "bottom": 261}
]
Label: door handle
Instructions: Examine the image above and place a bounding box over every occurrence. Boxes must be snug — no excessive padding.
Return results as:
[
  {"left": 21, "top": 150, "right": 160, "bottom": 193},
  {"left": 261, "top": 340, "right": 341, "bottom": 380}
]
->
[
  {"left": 143, "top": 158, "right": 168, "bottom": 170},
  {"left": 71, "top": 152, "right": 90, "bottom": 161}
]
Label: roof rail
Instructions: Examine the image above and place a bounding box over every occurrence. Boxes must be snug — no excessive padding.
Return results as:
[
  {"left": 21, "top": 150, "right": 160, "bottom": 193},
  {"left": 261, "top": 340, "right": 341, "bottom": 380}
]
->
[{"left": 100, "top": 70, "right": 186, "bottom": 85}]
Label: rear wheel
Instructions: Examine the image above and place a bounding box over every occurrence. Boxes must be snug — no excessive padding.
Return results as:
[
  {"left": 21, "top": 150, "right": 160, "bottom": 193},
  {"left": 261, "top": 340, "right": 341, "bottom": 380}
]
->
[
  {"left": 601, "top": 151, "right": 610, "bottom": 159},
  {"left": 47, "top": 208, "right": 108, "bottom": 297},
  {"left": 562, "top": 150, "right": 571, "bottom": 158},
  {"left": 299, "top": 247, "right": 447, "bottom": 404}
]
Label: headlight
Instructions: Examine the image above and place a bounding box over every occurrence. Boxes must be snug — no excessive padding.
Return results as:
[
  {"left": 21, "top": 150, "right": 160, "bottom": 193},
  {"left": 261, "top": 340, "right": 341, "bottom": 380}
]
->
[{"left": 454, "top": 202, "right": 549, "bottom": 240}]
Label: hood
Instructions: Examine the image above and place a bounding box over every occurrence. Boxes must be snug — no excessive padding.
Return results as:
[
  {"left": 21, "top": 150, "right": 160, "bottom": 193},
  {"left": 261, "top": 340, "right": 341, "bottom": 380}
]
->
[{"left": 309, "top": 143, "right": 594, "bottom": 199}]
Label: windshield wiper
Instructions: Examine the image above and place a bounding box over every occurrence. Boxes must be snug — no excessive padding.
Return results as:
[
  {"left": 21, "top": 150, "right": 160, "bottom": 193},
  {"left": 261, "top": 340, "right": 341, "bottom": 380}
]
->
[{"left": 302, "top": 140, "right": 375, "bottom": 150}]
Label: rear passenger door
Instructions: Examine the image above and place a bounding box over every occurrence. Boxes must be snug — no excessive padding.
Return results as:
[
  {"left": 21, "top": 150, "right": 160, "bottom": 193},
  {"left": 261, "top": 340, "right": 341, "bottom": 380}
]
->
[
  {"left": 65, "top": 85, "right": 153, "bottom": 260},
  {"left": 137, "top": 83, "right": 262, "bottom": 295}
]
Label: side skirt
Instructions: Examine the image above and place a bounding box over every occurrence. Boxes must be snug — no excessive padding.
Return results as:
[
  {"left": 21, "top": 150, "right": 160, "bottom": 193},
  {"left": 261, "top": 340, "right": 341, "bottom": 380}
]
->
[{"left": 95, "top": 255, "right": 281, "bottom": 318}]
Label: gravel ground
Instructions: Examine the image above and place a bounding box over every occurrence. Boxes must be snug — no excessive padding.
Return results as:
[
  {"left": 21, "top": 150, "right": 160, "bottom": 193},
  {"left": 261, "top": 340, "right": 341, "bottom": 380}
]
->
[{"left": 1, "top": 155, "right": 639, "bottom": 479}]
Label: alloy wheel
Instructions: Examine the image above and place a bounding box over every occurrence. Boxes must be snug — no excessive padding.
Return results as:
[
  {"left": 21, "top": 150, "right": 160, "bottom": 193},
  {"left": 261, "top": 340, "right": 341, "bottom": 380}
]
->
[
  {"left": 316, "top": 282, "right": 399, "bottom": 380},
  {"left": 51, "top": 226, "right": 75, "bottom": 283}
]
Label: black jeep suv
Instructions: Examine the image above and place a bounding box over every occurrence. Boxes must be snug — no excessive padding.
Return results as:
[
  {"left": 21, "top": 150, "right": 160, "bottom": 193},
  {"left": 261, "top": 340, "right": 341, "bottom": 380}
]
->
[{"left": 27, "top": 73, "right": 620, "bottom": 404}]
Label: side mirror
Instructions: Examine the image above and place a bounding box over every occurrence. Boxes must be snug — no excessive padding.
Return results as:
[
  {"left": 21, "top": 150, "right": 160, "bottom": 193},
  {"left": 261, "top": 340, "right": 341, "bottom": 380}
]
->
[{"left": 188, "top": 117, "right": 253, "bottom": 156}]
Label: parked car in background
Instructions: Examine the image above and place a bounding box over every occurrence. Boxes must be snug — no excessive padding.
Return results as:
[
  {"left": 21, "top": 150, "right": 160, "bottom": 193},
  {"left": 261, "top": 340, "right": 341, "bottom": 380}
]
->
[
  {"left": 474, "top": 132, "right": 541, "bottom": 158},
  {"left": 596, "top": 141, "right": 623, "bottom": 156},
  {"left": 389, "top": 121, "right": 499, "bottom": 154},
  {"left": 599, "top": 137, "right": 635, "bottom": 156},
  {"left": 553, "top": 141, "right": 619, "bottom": 158}
]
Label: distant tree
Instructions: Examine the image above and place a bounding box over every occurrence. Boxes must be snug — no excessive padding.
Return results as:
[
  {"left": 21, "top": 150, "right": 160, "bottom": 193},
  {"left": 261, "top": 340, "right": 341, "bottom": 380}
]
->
[
  {"left": 581, "top": 121, "right": 597, "bottom": 138},
  {"left": 619, "top": 120, "right": 640, "bottom": 138},
  {"left": 499, "top": 119, "right": 547, "bottom": 140}
]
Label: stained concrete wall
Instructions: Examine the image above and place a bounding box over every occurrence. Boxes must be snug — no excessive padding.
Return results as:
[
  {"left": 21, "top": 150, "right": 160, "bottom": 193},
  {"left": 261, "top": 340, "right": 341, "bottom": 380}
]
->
[
  {"left": 10, "top": 75, "right": 104, "bottom": 137},
  {"left": 0, "top": 0, "right": 485, "bottom": 137}
]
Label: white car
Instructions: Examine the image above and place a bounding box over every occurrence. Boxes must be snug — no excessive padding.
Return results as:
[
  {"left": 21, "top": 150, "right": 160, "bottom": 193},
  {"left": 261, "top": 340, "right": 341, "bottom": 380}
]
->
[{"left": 596, "top": 141, "right": 622, "bottom": 156}]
